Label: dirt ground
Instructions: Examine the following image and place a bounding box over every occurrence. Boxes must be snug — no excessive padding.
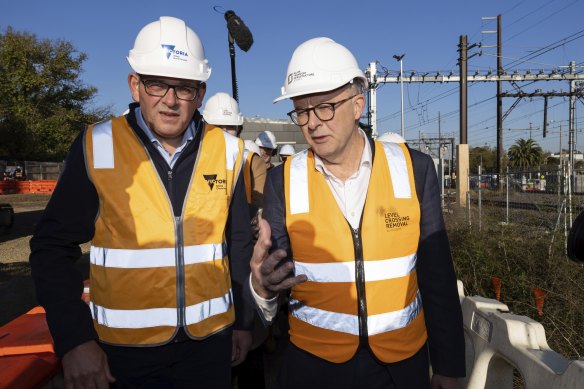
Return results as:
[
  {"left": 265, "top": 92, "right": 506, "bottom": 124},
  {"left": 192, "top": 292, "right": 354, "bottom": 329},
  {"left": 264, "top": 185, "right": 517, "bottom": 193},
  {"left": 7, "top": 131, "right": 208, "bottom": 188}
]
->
[{"left": 0, "top": 194, "right": 90, "bottom": 326}]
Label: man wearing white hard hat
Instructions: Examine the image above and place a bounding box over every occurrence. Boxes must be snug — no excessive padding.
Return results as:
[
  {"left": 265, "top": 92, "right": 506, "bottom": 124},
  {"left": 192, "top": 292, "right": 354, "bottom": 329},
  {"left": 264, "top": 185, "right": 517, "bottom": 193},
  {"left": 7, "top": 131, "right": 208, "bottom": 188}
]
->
[
  {"left": 203, "top": 92, "right": 268, "bottom": 389},
  {"left": 203, "top": 92, "right": 266, "bottom": 211},
  {"left": 279, "top": 144, "right": 296, "bottom": 163},
  {"left": 30, "top": 17, "right": 253, "bottom": 388},
  {"left": 249, "top": 37, "right": 465, "bottom": 388},
  {"left": 377, "top": 131, "right": 406, "bottom": 144},
  {"left": 255, "top": 130, "right": 278, "bottom": 170}
]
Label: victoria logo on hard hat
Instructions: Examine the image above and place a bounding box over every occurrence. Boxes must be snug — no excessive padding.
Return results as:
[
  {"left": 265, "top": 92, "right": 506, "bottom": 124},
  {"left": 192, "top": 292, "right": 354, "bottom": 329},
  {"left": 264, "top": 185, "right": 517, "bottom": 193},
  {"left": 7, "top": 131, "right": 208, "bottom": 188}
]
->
[{"left": 161, "top": 44, "right": 189, "bottom": 61}]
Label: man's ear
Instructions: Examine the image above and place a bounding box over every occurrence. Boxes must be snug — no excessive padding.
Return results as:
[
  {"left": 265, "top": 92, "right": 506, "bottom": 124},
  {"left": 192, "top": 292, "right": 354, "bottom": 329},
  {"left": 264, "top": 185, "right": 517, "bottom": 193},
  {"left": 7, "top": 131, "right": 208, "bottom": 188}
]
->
[
  {"left": 195, "top": 82, "right": 207, "bottom": 109},
  {"left": 353, "top": 94, "right": 365, "bottom": 120},
  {"left": 128, "top": 73, "right": 140, "bottom": 103}
]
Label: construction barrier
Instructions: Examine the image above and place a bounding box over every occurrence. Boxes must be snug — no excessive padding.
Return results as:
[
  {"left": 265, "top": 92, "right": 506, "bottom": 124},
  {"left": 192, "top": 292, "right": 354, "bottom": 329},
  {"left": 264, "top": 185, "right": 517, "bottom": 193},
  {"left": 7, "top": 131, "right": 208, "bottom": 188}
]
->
[
  {"left": 0, "top": 307, "right": 61, "bottom": 389},
  {"left": 459, "top": 281, "right": 584, "bottom": 388},
  {"left": 0, "top": 282, "right": 89, "bottom": 388},
  {"left": 0, "top": 180, "right": 57, "bottom": 195}
]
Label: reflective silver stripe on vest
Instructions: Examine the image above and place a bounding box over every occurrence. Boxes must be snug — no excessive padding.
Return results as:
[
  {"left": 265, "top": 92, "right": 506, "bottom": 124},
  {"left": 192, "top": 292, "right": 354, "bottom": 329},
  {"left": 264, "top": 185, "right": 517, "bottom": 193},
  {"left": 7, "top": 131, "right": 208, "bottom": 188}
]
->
[
  {"left": 223, "top": 131, "right": 240, "bottom": 171},
  {"left": 90, "top": 242, "right": 226, "bottom": 268},
  {"left": 379, "top": 141, "right": 411, "bottom": 198},
  {"left": 289, "top": 149, "right": 310, "bottom": 215},
  {"left": 92, "top": 121, "right": 114, "bottom": 169},
  {"left": 185, "top": 289, "right": 233, "bottom": 325},
  {"left": 89, "top": 289, "right": 232, "bottom": 328},
  {"left": 367, "top": 291, "right": 422, "bottom": 335},
  {"left": 289, "top": 291, "right": 422, "bottom": 336},
  {"left": 294, "top": 253, "right": 416, "bottom": 283}
]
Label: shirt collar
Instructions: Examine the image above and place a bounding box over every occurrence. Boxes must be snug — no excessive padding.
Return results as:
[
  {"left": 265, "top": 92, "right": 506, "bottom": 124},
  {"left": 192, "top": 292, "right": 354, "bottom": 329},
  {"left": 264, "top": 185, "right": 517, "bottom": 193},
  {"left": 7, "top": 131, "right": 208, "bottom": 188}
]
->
[
  {"left": 313, "top": 128, "right": 372, "bottom": 179},
  {"left": 134, "top": 107, "right": 196, "bottom": 147}
]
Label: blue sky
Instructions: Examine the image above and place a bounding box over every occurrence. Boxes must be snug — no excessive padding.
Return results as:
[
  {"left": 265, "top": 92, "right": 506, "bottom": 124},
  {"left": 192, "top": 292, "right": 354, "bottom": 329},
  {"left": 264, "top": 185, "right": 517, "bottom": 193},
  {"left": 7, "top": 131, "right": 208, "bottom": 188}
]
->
[{"left": 2, "top": 0, "right": 583, "bottom": 152}]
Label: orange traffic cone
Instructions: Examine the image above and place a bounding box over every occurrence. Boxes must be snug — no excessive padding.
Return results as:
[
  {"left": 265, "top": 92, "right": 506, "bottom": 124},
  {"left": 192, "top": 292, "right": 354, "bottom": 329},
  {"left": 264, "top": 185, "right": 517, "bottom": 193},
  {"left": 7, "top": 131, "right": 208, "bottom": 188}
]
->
[
  {"left": 491, "top": 276, "right": 502, "bottom": 301},
  {"left": 532, "top": 287, "right": 546, "bottom": 316}
]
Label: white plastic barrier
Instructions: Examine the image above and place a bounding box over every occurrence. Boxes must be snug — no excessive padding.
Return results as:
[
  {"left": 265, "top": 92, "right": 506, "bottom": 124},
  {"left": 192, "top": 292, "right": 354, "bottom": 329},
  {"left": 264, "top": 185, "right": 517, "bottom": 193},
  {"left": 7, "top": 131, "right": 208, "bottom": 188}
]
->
[{"left": 458, "top": 281, "right": 584, "bottom": 388}]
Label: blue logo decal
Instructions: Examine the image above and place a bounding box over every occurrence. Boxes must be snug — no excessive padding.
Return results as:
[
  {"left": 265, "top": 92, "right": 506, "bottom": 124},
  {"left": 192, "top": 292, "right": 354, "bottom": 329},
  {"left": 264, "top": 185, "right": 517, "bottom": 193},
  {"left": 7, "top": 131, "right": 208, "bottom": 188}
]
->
[{"left": 161, "top": 44, "right": 176, "bottom": 59}]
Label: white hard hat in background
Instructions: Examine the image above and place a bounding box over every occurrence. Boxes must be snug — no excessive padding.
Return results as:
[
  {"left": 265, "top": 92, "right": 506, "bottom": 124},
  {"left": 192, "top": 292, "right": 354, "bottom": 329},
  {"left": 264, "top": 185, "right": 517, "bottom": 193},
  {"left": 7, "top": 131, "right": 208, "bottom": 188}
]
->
[
  {"left": 244, "top": 139, "right": 261, "bottom": 155},
  {"left": 203, "top": 92, "right": 244, "bottom": 126},
  {"left": 377, "top": 132, "right": 406, "bottom": 143},
  {"left": 274, "top": 37, "right": 367, "bottom": 103},
  {"left": 127, "top": 16, "right": 212, "bottom": 81},
  {"left": 255, "top": 131, "right": 277, "bottom": 149},
  {"left": 279, "top": 144, "right": 295, "bottom": 156}
]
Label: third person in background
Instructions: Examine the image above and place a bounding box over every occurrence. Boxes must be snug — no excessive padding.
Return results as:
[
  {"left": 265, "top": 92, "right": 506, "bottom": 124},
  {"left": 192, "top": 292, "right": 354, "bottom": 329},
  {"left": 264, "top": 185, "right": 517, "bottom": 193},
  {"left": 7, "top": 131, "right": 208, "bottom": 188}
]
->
[
  {"left": 255, "top": 130, "right": 278, "bottom": 170},
  {"left": 279, "top": 144, "right": 295, "bottom": 163}
]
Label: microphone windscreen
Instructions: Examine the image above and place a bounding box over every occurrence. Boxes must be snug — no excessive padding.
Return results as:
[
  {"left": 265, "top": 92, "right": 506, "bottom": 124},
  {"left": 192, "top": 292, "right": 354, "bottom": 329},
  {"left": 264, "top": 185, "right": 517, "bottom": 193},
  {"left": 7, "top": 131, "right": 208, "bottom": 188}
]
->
[{"left": 225, "top": 10, "right": 254, "bottom": 52}]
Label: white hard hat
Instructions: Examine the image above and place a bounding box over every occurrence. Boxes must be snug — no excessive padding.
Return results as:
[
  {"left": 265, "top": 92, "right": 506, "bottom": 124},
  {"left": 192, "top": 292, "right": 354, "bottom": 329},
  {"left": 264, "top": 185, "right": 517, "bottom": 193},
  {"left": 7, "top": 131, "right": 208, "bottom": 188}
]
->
[
  {"left": 127, "top": 16, "right": 212, "bottom": 81},
  {"left": 255, "top": 131, "right": 277, "bottom": 149},
  {"left": 279, "top": 144, "right": 295, "bottom": 156},
  {"left": 377, "top": 132, "right": 406, "bottom": 143},
  {"left": 203, "top": 92, "right": 244, "bottom": 126},
  {"left": 274, "top": 37, "right": 367, "bottom": 103},
  {"left": 244, "top": 139, "right": 261, "bottom": 155}
]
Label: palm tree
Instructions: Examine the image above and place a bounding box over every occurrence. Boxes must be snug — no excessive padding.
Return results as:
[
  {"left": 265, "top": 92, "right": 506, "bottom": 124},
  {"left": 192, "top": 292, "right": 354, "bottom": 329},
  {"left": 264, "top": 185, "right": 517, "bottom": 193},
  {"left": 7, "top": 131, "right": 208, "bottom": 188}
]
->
[{"left": 507, "top": 138, "right": 544, "bottom": 169}]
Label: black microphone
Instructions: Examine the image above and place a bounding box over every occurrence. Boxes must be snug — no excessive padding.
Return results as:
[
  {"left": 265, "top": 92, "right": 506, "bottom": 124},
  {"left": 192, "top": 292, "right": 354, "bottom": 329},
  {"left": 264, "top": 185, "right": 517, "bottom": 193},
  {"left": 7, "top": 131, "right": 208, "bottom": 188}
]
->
[{"left": 224, "top": 10, "right": 253, "bottom": 52}]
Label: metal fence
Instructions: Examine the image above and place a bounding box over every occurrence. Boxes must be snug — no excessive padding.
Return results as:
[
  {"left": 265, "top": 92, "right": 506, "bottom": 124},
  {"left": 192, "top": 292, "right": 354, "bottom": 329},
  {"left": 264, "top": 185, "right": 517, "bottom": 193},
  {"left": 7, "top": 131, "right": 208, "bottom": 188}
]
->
[
  {"left": 0, "top": 160, "right": 63, "bottom": 181},
  {"left": 461, "top": 168, "right": 584, "bottom": 238}
]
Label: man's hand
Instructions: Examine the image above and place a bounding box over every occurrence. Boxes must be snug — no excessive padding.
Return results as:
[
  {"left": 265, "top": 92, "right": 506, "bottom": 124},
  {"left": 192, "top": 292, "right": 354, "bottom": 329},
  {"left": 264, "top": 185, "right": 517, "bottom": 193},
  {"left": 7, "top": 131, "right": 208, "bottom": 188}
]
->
[
  {"left": 431, "top": 374, "right": 460, "bottom": 389},
  {"left": 250, "top": 209, "right": 262, "bottom": 243},
  {"left": 250, "top": 219, "right": 307, "bottom": 299},
  {"left": 231, "top": 330, "right": 252, "bottom": 366},
  {"left": 62, "top": 340, "right": 115, "bottom": 389}
]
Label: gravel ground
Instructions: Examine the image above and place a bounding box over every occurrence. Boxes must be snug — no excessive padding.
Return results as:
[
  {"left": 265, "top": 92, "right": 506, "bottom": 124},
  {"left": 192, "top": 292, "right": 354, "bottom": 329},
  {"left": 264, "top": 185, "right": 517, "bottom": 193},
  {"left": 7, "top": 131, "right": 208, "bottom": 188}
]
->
[{"left": 0, "top": 194, "right": 90, "bottom": 326}]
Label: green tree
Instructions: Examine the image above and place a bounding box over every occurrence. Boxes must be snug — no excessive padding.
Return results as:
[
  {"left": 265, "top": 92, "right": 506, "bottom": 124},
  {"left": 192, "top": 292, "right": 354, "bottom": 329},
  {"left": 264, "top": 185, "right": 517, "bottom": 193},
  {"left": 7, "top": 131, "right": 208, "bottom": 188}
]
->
[
  {"left": 507, "top": 138, "right": 544, "bottom": 170},
  {"left": 469, "top": 145, "right": 497, "bottom": 174},
  {"left": 0, "top": 27, "right": 111, "bottom": 161}
]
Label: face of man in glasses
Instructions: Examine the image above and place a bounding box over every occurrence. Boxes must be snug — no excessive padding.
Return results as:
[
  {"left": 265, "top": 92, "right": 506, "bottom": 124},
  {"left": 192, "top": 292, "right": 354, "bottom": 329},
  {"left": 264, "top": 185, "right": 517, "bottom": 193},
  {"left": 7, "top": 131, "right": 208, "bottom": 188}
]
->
[
  {"left": 292, "top": 85, "right": 365, "bottom": 164},
  {"left": 128, "top": 73, "right": 206, "bottom": 149}
]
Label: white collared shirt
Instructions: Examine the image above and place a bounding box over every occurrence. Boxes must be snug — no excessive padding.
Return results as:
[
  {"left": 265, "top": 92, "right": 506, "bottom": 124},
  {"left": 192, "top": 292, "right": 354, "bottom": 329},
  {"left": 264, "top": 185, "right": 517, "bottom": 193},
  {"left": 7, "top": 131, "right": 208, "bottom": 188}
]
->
[
  {"left": 312, "top": 129, "right": 372, "bottom": 229},
  {"left": 135, "top": 107, "right": 195, "bottom": 168}
]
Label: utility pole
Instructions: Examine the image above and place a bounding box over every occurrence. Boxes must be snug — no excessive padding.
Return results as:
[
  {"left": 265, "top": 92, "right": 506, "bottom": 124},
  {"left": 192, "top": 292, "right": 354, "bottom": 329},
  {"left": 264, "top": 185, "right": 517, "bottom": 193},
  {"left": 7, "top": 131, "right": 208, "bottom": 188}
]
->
[
  {"left": 496, "top": 14, "right": 503, "bottom": 177},
  {"left": 459, "top": 35, "right": 468, "bottom": 144},
  {"left": 458, "top": 35, "right": 470, "bottom": 207},
  {"left": 438, "top": 112, "right": 445, "bottom": 208},
  {"left": 568, "top": 61, "right": 576, "bottom": 226}
]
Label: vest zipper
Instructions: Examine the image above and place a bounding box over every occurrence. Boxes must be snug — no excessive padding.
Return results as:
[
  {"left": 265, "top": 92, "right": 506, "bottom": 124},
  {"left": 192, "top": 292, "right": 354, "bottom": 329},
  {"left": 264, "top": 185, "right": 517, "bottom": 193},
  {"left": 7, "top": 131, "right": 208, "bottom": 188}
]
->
[
  {"left": 167, "top": 170, "right": 174, "bottom": 200},
  {"left": 175, "top": 215, "right": 186, "bottom": 327},
  {"left": 351, "top": 226, "right": 368, "bottom": 345},
  {"left": 168, "top": 169, "right": 186, "bottom": 328}
]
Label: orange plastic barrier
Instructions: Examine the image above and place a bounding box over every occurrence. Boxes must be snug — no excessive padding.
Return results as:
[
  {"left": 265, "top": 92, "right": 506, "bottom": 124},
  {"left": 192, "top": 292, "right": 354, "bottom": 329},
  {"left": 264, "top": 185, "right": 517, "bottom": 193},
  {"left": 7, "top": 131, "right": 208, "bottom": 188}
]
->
[
  {"left": 0, "top": 306, "right": 61, "bottom": 388},
  {"left": 0, "top": 180, "right": 57, "bottom": 195},
  {"left": 0, "top": 353, "right": 61, "bottom": 389}
]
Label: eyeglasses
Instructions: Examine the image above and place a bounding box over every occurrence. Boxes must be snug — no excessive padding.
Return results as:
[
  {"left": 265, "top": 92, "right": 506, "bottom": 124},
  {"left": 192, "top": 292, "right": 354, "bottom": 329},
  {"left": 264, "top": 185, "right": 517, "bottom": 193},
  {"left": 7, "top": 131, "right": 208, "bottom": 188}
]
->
[
  {"left": 287, "top": 95, "right": 357, "bottom": 126},
  {"left": 140, "top": 78, "right": 201, "bottom": 101}
]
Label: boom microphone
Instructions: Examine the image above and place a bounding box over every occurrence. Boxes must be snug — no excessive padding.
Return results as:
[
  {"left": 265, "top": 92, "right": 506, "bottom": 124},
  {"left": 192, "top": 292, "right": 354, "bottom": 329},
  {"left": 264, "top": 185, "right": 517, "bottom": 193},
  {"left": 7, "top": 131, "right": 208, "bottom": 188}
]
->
[{"left": 224, "top": 10, "right": 253, "bottom": 52}]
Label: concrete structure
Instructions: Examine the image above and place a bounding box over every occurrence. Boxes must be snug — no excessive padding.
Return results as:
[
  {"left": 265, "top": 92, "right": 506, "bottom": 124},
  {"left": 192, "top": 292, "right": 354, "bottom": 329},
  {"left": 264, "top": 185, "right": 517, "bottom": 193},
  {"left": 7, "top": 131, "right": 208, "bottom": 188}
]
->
[{"left": 241, "top": 117, "right": 309, "bottom": 162}]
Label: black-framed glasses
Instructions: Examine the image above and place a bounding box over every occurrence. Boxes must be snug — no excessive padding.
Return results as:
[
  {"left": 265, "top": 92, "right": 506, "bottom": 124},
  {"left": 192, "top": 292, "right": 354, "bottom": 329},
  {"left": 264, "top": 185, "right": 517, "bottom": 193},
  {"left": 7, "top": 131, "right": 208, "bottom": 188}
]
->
[
  {"left": 287, "top": 95, "right": 357, "bottom": 126},
  {"left": 140, "top": 78, "right": 201, "bottom": 101}
]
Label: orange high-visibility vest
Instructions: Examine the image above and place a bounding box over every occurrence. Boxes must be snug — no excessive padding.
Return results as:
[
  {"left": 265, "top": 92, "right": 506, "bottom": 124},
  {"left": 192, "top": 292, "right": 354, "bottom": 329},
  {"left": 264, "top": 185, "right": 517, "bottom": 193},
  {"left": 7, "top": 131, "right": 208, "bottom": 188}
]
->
[
  {"left": 284, "top": 141, "right": 427, "bottom": 363},
  {"left": 85, "top": 117, "right": 244, "bottom": 346}
]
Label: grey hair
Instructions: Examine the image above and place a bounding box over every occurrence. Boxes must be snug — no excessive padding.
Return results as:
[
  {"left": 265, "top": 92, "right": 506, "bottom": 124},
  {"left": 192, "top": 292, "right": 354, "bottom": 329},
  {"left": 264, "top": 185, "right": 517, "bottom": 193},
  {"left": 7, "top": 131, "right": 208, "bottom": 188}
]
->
[{"left": 349, "top": 78, "right": 367, "bottom": 94}]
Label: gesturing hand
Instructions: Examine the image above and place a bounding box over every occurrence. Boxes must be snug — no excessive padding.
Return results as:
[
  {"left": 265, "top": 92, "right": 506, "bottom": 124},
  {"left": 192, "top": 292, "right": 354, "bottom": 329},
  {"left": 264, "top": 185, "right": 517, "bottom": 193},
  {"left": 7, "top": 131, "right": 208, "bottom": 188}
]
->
[{"left": 250, "top": 218, "right": 307, "bottom": 299}]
